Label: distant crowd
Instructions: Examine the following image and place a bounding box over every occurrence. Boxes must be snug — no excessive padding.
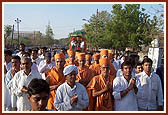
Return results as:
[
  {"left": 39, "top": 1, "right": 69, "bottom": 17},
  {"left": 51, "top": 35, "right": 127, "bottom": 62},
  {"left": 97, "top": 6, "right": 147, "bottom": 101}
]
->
[{"left": 4, "top": 43, "right": 164, "bottom": 111}]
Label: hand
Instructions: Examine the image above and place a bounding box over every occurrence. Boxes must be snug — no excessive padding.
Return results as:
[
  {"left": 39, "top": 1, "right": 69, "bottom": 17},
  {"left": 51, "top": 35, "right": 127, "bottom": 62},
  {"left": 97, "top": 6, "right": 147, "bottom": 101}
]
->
[
  {"left": 129, "top": 77, "right": 136, "bottom": 90},
  {"left": 46, "top": 59, "right": 51, "bottom": 64},
  {"left": 70, "top": 94, "right": 78, "bottom": 105},
  {"left": 104, "top": 81, "right": 111, "bottom": 92},
  {"left": 21, "top": 86, "right": 28, "bottom": 93},
  {"left": 157, "top": 106, "right": 163, "bottom": 111}
]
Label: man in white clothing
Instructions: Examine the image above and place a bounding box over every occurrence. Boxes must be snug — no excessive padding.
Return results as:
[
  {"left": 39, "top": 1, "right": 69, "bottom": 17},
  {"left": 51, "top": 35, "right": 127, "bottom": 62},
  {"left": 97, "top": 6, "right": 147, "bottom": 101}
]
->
[
  {"left": 113, "top": 61, "right": 138, "bottom": 111},
  {"left": 31, "top": 48, "right": 42, "bottom": 67},
  {"left": 4, "top": 49, "right": 13, "bottom": 74},
  {"left": 54, "top": 65, "right": 89, "bottom": 111},
  {"left": 5, "top": 56, "right": 21, "bottom": 111},
  {"left": 136, "top": 58, "right": 163, "bottom": 111},
  {"left": 16, "top": 43, "right": 26, "bottom": 58},
  {"left": 12, "top": 56, "right": 42, "bottom": 111},
  {"left": 38, "top": 52, "right": 55, "bottom": 80}
]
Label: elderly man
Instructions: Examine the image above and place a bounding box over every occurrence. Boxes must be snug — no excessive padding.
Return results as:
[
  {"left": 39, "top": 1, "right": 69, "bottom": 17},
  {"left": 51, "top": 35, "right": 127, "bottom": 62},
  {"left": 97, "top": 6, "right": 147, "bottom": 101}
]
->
[
  {"left": 45, "top": 53, "right": 66, "bottom": 110},
  {"left": 87, "top": 58, "right": 115, "bottom": 111},
  {"left": 12, "top": 56, "right": 42, "bottom": 111},
  {"left": 98, "top": 49, "right": 116, "bottom": 77},
  {"left": 54, "top": 65, "right": 89, "bottom": 111}
]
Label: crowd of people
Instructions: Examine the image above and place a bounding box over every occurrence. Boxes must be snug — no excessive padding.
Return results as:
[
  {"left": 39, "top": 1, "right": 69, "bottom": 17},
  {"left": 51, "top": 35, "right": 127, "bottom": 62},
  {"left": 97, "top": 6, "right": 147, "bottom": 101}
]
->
[{"left": 4, "top": 43, "right": 164, "bottom": 111}]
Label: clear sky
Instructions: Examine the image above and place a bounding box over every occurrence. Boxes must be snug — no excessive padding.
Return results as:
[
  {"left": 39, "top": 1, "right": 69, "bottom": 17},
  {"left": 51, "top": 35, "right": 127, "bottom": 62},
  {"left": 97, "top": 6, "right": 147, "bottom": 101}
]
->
[{"left": 3, "top": 2, "right": 164, "bottom": 39}]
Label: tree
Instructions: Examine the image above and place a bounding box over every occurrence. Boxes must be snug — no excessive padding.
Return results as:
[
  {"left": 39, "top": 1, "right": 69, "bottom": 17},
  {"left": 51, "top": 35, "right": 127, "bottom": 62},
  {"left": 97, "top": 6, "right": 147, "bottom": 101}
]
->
[
  {"left": 83, "top": 10, "right": 112, "bottom": 50},
  {"left": 4, "top": 25, "right": 13, "bottom": 48},
  {"left": 104, "top": 4, "right": 154, "bottom": 51},
  {"left": 44, "top": 24, "right": 54, "bottom": 46}
]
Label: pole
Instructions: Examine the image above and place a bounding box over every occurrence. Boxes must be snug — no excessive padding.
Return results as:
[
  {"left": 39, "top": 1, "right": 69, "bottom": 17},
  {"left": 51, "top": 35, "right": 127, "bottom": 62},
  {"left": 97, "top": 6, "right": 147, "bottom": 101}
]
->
[
  {"left": 94, "top": 9, "right": 98, "bottom": 51},
  {"left": 11, "top": 25, "right": 14, "bottom": 49},
  {"left": 15, "top": 18, "right": 21, "bottom": 46}
]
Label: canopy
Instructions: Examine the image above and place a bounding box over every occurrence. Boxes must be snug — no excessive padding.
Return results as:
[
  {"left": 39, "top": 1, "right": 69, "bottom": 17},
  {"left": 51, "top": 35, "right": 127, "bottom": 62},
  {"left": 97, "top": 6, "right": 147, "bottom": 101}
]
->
[{"left": 71, "top": 30, "right": 86, "bottom": 37}]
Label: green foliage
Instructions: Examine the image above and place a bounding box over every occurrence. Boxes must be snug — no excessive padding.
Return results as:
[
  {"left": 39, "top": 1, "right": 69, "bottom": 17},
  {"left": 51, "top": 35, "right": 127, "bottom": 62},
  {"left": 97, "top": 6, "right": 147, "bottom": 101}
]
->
[
  {"left": 45, "top": 24, "right": 54, "bottom": 39},
  {"left": 82, "top": 4, "right": 163, "bottom": 51},
  {"left": 4, "top": 25, "right": 13, "bottom": 38}
]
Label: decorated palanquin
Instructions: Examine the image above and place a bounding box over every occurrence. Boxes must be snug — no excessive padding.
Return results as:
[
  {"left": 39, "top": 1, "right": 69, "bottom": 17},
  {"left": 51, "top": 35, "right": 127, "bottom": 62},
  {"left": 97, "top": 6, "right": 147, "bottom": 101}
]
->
[{"left": 69, "top": 30, "right": 86, "bottom": 52}]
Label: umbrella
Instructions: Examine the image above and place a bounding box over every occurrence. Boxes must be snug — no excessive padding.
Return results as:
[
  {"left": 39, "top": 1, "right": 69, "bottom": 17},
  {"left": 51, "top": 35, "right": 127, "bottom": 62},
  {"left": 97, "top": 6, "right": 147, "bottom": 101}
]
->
[{"left": 71, "top": 30, "right": 86, "bottom": 37}]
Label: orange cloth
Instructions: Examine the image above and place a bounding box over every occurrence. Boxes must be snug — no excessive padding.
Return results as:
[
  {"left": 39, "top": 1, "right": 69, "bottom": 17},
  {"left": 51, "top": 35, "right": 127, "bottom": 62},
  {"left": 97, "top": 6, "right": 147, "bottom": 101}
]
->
[
  {"left": 100, "top": 49, "right": 108, "bottom": 56},
  {"left": 87, "top": 74, "right": 114, "bottom": 111},
  {"left": 85, "top": 54, "right": 91, "bottom": 60},
  {"left": 67, "top": 49, "right": 75, "bottom": 57},
  {"left": 93, "top": 53, "right": 100, "bottom": 60},
  {"left": 46, "top": 68, "right": 65, "bottom": 110},
  {"left": 54, "top": 53, "right": 65, "bottom": 60},
  {"left": 90, "top": 62, "right": 116, "bottom": 76},
  {"left": 108, "top": 52, "right": 112, "bottom": 59},
  {"left": 64, "top": 58, "right": 79, "bottom": 67},
  {"left": 75, "top": 52, "right": 80, "bottom": 57},
  {"left": 76, "top": 66, "right": 94, "bottom": 87},
  {"left": 89, "top": 63, "right": 101, "bottom": 76},
  {"left": 99, "top": 58, "right": 110, "bottom": 66},
  {"left": 77, "top": 53, "right": 85, "bottom": 60}
]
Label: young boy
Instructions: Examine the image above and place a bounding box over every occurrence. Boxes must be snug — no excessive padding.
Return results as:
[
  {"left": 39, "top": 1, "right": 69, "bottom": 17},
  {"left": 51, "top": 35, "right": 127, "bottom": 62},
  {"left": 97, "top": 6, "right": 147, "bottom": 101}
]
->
[
  {"left": 27, "top": 78, "right": 51, "bottom": 111},
  {"left": 136, "top": 58, "right": 163, "bottom": 111}
]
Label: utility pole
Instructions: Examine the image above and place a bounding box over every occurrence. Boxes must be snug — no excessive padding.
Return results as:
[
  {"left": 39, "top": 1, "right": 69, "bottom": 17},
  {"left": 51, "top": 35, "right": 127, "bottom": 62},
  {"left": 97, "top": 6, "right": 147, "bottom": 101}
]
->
[
  {"left": 11, "top": 25, "right": 14, "bottom": 49},
  {"left": 15, "top": 18, "right": 21, "bottom": 46},
  {"left": 94, "top": 9, "right": 98, "bottom": 51}
]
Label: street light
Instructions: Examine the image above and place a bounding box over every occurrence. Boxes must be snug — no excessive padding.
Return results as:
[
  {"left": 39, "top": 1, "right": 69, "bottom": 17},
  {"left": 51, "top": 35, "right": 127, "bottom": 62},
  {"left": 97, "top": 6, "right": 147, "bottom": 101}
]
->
[
  {"left": 15, "top": 18, "right": 21, "bottom": 46},
  {"left": 82, "top": 18, "right": 93, "bottom": 51},
  {"left": 82, "top": 18, "right": 90, "bottom": 23}
]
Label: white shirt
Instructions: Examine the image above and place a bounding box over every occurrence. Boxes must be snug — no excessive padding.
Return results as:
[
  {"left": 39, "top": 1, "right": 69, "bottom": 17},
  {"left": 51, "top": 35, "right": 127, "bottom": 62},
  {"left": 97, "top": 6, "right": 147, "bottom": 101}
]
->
[
  {"left": 4, "top": 62, "right": 12, "bottom": 72},
  {"left": 116, "top": 69, "right": 136, "bottom": 78},
  {"left": 80, "top": 41, "right": 85, "bottom": 49},
  {"left": 39, "top": 54, "right": 45, "bottom": 60},
  {"left": 38, "top": 60, "right": 55, "bottom": 80},
  {"left": 136, "top": 71, "right": 163, "bottom": 110},
  {"left": 12, "top": 69, "right": 42, "bottom": 111},
  {"left": 113, "top": 59, "right": 121, "bottom": 71},
  {"left": 16, "top": 52, "right": 24, "bottom": 58},
  {"left": 5, "top": 69, "right": 19, "bottom": 109},
  {"left": 31, "top": 57, "right": 42, "bottom": 67},
  {"left": 54, "top": 82, "right": 89, "bottom": 111},
  {"left": 113, "top": 76, "right": 138, "bottom": 111}
]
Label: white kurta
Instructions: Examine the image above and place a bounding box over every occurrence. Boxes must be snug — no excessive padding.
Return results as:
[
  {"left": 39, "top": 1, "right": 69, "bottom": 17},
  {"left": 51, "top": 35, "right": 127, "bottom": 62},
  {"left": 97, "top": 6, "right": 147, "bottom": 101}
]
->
[
  {"left": 12, "top": 69, "right": 42, "bottom": 111},
  {"left": 5, "top": 69, "right": 18, "bottom": 110},
  {"left": 38, "top": 60, "right": 55, "bottom": 80},
  {"left": 113, "top": 76, "right": 138, "bottom": 111},
  {"left": 136, "top": 71, "right": 163, "bottom": 110},
  {"left": 4, "top": 62, "right": 12, "bottom": 72},
  {"left": 31, "top": 57, "right": 42, "bottom": 67},
  {"left": 54, "top": 82, "right": 89, "bottom": 111}
]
